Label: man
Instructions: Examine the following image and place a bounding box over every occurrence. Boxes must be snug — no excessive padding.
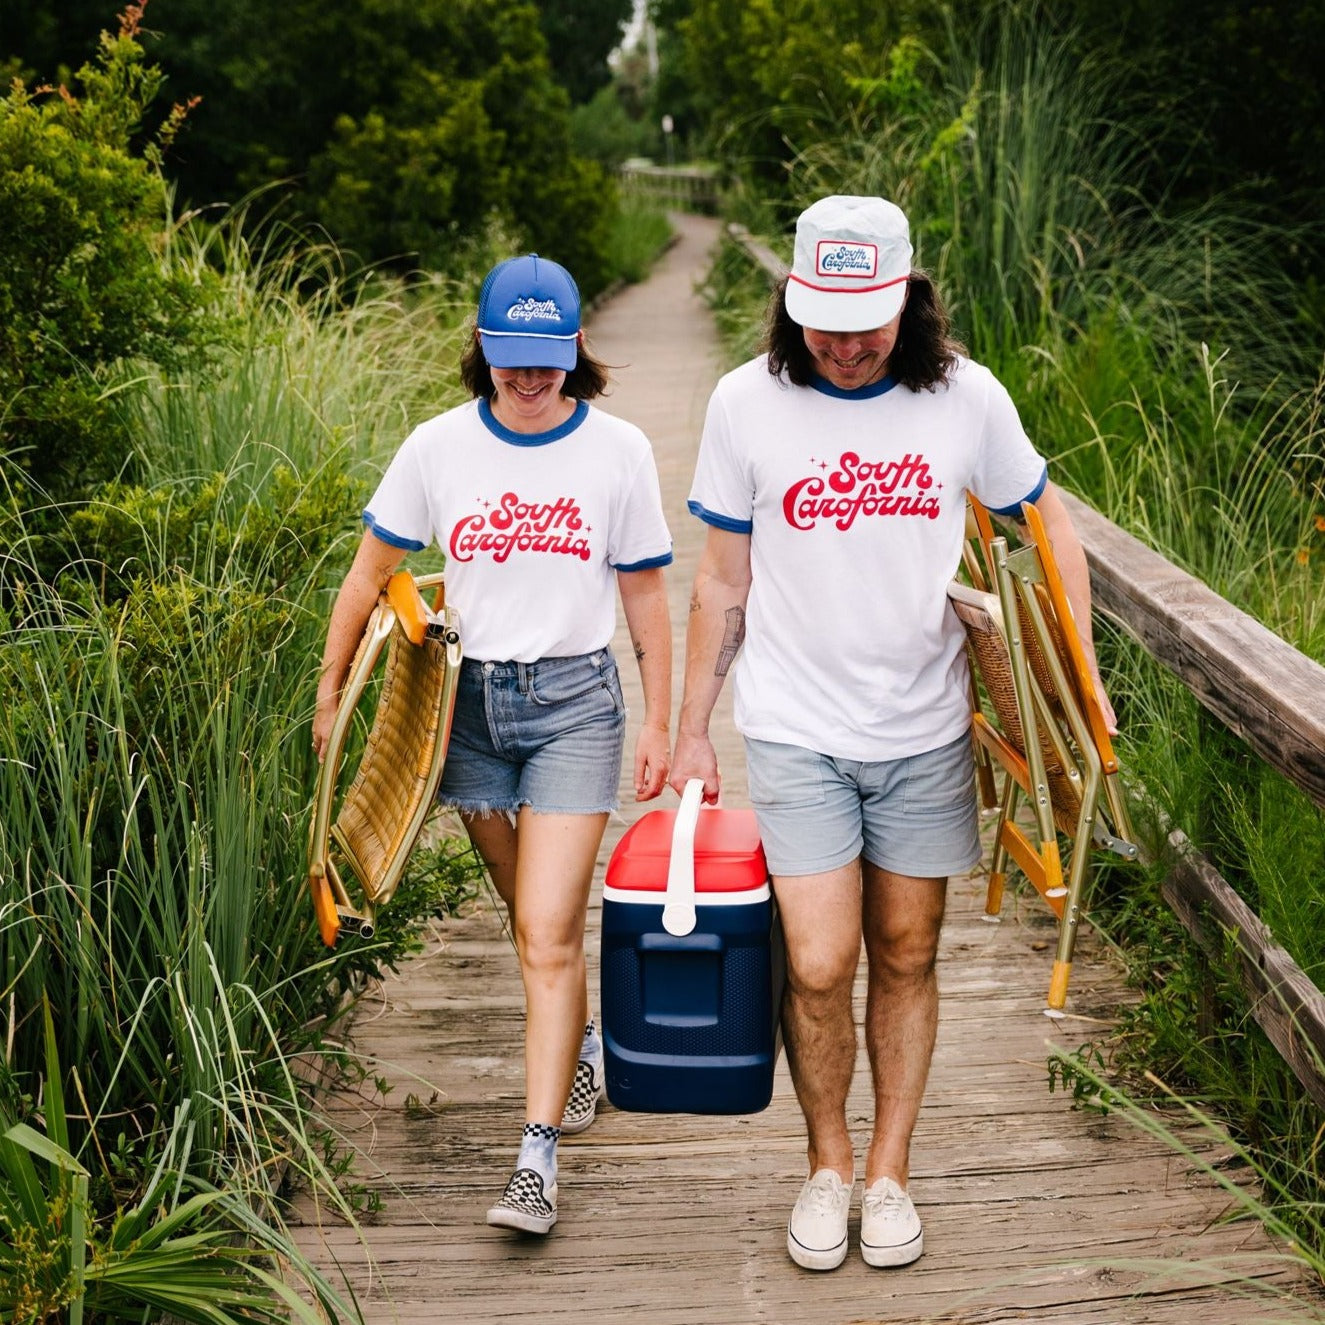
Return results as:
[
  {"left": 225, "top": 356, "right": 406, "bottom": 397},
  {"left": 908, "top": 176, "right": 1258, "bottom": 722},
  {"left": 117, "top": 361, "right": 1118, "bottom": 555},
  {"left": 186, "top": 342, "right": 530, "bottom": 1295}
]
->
[{"left": 669, "top": 195, "right": 1113, "bottom": 1271}]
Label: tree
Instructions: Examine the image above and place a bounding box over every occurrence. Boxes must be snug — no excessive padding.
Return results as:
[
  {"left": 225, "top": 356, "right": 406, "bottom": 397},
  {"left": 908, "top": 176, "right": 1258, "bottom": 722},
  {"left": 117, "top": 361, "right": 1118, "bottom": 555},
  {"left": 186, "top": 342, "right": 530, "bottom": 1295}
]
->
[
  {"left": 535, "top": 0, "right": 634, "bottom": 104},
  {"left": 0, "top": 0, "right": 109, "bottom": 79},
  {"left": 674, "top": 0, "right": 914, "bottom": 181},
  {"left": 300, "top": 0, "right": 617, "bottom": 289},
  {"left": 0, "top": 8, "right": 214, "bottom": 510},
  {"left": 1046, "top": 0, "right": 1325, "bottom": 222},
  {"left": 3, "top": 1, "right": 621, "bottom": 289}
]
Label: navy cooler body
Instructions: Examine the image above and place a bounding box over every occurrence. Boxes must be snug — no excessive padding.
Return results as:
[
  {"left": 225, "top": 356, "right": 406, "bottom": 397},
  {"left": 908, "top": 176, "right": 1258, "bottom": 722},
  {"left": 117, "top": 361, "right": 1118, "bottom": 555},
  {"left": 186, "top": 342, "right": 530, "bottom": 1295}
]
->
[{"left": 601, "top": 780, "right": 783, "bottom": 1114}]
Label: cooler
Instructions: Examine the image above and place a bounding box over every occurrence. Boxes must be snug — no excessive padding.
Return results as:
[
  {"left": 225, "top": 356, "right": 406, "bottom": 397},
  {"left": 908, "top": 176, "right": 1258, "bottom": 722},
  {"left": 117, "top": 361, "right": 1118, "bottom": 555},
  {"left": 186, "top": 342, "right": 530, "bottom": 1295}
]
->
[{"left": 600, "top": 779, "right": 783, "bottom": 1114}]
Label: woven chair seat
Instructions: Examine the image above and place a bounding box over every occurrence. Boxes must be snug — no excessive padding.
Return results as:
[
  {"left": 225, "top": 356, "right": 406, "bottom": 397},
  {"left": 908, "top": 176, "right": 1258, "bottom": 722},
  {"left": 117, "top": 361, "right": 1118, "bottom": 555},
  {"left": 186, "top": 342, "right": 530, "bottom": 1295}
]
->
[
  {"left": 333, "top": 630, "right": 456, "bottom": 902},
  {"left": 948, "top": 594, "right": 1083, "bottom": 839},
  {"left": 307, "top": 571, "right": 462, "bottom": 945}
]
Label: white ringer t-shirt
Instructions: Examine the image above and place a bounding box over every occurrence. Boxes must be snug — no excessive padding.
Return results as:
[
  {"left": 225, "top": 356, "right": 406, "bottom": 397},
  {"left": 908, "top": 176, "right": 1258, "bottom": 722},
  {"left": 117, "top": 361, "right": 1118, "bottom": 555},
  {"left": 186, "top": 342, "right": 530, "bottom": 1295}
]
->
[
  {"left": 688, "top": 355, "right": 1047, "bottom": 762},
  {"left": 365, "top": 398, "right": 672, "bottom": 661}
]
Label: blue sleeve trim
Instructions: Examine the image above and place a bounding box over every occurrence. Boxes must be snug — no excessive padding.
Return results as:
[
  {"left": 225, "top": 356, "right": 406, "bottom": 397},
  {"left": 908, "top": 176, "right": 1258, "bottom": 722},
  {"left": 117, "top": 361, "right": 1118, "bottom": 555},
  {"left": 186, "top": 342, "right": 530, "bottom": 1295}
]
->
[
  {"left": 613, "top": 549, "right": 674, "bottom": 572},
  {"left": 986, "top": 465, "right": 1048, "bottom": 518},
  {"left": 687, "top": 499, "right": 753, "bottom": 534},
  {"left": 363, "top": 510, "right": 426, "bottom": 551}
]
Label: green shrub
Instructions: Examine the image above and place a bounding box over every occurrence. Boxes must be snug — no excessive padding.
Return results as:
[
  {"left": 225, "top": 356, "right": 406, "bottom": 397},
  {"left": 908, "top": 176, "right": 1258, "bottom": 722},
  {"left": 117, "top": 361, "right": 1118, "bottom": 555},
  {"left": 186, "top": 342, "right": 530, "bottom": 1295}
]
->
[
  {"left": 571, "top": 82, "right": 662, "bottom": 168},
  {"left": 601, "top": 197, "right": 674, "bottom": 286},
  {"left": 63, "top": 465, "right": 367, "bottom": 607},
  {"left": 309, "top": 76, "right": 511, "bottom": 277},
  {"left": 0, "top": 10, "right": 218, "bottom": 511}
]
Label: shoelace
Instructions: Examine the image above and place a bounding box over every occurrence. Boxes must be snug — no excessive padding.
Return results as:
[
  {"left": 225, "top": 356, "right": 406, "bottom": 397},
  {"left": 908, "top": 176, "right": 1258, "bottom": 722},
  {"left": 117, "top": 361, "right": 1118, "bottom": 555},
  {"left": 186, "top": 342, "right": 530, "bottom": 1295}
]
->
[
  {"left": 862, "top": 1181, "right": 908, "bottom": 1220},
  {"left": 803, "top": 1174, "right": 849, "bottom": 1214}
]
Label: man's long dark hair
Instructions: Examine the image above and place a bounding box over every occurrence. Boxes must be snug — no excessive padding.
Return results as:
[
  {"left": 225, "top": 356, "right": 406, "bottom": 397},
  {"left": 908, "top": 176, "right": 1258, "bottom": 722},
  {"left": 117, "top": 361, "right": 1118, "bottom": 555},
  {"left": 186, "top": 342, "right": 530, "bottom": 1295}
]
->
[
  {"left": 459, "top": 329, "right": 610, "bottom": 400},
  {"left": 762, "top": 271, "right": 966, "bottom": 391}
]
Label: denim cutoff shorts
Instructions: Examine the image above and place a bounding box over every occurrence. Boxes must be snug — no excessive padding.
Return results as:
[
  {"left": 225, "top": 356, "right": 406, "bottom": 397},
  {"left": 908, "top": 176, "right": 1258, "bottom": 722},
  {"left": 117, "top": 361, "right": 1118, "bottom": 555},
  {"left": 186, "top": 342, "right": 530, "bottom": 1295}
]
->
[
  {"left": 438, "top": 650, "right": 626, "bottom": 816},
  {"left": 743, "top": 732, "right": 982, "bottom": 879}
]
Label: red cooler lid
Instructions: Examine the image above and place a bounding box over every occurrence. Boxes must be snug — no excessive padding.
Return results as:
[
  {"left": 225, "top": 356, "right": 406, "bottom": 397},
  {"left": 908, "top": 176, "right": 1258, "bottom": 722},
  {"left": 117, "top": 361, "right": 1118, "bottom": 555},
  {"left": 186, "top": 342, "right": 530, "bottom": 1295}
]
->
[{"left": 605, "top": 806, "right": 768, "bottom": 893}]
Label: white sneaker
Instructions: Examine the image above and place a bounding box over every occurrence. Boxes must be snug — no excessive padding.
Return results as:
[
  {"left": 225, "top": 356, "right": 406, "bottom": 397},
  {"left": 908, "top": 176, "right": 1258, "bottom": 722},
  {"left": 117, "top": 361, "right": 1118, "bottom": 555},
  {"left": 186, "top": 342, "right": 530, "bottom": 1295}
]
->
[
  {"left": 860, "top": 1176, "right": 923, "bottom": 1267},
  {"left": 787, "top": 1169, "right": 852, "bottom": 1270}
]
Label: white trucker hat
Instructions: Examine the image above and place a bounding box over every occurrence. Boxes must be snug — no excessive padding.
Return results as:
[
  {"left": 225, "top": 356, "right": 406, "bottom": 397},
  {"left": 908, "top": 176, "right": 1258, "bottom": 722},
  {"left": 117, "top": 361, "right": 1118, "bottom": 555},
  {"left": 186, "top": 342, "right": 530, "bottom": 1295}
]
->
[{"left": 784, "top": 195, "right": 913, "bottom": 333}]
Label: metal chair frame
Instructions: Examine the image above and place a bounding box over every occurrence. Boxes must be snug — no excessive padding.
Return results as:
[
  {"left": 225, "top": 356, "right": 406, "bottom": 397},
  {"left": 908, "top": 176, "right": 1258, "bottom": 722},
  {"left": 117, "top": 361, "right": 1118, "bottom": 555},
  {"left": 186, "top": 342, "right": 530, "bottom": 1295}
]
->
[
  {"left": 949, "top": 498, "right": 1138, "bottom": 1011},
  {"left": 307, "top": 571, "right": 462, "bottom": 946}
]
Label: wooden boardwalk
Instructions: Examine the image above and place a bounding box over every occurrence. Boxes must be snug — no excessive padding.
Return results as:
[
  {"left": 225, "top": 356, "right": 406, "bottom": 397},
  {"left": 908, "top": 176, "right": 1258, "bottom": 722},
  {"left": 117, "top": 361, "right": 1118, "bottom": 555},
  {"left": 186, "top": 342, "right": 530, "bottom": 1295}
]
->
[{"left": 292, "top": 214, "right": 1311, "bottom": 1323}]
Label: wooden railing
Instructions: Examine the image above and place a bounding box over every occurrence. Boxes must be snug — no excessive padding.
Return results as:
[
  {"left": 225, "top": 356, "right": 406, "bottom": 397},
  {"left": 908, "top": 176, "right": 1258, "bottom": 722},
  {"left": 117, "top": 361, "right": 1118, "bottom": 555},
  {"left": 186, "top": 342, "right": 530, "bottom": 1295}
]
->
[
  {"left": 617, "top": 162, "right": 721, "bottom": 214},
  {"left": 1060, "top": 493, "right": 1325, "bottom": 1110},
  {"left": 726, "top": 222, "right": 1325, "bottom": 1109}
]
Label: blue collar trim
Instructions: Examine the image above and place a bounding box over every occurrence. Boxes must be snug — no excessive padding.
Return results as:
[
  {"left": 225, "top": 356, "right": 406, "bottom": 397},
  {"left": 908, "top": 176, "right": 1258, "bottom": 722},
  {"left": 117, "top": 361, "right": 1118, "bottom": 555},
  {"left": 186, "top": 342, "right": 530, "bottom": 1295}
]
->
[
  {"left": 809, "top": 373, "right": 898, "bottom": 400},
  {"left": 479, "top": 396, "right": 588, "bottom": 445}
]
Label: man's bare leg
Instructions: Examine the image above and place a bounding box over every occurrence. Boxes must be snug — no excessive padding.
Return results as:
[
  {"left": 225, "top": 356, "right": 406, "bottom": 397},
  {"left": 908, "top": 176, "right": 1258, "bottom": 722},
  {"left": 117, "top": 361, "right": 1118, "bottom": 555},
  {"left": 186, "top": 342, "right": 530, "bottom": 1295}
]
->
[
  {"left": 861, "top": 864, "right": 947, "bottom": 1187},
  {"left": 775, "top": 861, "right": 864, "bottom": 1182}
]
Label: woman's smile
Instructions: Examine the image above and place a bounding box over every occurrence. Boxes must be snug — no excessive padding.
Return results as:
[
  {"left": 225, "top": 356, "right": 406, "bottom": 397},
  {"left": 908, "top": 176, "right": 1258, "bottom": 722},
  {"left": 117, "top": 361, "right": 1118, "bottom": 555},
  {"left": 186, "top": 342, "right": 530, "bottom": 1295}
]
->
[{"left": 489, "top": 365, "right": 573, "bottom": 432}]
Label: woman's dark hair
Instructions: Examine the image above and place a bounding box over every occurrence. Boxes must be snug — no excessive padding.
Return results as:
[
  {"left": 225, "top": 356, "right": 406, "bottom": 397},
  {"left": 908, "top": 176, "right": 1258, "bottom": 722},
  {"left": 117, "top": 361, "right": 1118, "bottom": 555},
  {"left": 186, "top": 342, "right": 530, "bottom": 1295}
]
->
[
  {"left": 459, "top": 328, "right": 610, "bottom": 401},
  {"left": 762, "top": 270, "right": 966, "bottom": 392}
]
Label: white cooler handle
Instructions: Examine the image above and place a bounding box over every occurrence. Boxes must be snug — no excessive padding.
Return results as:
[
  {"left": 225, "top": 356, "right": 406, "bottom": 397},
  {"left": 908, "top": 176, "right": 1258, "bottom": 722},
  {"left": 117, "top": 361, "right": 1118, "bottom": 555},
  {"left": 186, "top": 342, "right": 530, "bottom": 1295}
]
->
[{"left": 661, "top": 778, "right": 705, "bottom": 936}]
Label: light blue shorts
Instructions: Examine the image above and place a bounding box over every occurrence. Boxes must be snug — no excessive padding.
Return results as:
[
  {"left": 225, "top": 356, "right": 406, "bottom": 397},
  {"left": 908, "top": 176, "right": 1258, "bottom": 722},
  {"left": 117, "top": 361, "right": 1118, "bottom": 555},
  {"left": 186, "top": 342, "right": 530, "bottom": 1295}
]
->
[
  {"left": 743, "top": 733, "right": 981, "bottom": 879},
  {"left": 438, "top": 651, "right": 625, "bottom": 816}
]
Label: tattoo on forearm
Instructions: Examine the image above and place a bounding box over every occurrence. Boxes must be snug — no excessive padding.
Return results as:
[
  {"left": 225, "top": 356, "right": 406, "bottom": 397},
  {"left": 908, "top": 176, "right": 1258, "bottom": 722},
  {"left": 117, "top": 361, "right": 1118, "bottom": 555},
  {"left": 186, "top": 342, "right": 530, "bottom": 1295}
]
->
[
  {"left": 633, "top": 639, "right": 645, "bottom": 662},
  {"left": 715, "top": 606, "right": 745, "bottom": 676},
  {"left": 689, "top": 592, "right": 702, "bottom": 614}
]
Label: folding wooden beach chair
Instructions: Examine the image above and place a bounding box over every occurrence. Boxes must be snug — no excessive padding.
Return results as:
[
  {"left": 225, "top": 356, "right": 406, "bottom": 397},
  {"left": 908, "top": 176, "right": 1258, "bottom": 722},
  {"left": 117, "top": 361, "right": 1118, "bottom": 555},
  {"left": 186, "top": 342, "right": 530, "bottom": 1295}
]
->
[
  {"left": 307, "top": 570, "right": 462, "bottom": 946},
  {"left": 947, "top": 497, "right": 1139, "bottom": 1012}
]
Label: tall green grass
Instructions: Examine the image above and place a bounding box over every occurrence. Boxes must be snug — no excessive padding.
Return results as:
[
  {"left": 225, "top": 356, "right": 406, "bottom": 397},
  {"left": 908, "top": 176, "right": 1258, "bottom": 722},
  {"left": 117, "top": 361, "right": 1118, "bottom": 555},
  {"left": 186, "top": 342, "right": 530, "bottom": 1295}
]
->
[
  {"left": 0, "top": 213, "right": 489, "bottom": 1319},
  {"left": 599, "top": 196, "right": 676, "bottom": 287}
]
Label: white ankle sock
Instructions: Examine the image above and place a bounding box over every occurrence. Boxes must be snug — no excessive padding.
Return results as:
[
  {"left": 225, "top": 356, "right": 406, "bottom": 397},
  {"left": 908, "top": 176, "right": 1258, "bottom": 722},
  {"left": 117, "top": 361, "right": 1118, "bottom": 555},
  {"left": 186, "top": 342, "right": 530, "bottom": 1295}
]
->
[
  {"left": 517, "top": 1122, "right": 560, "bottom": 1187},
  {"left": 580, "top": 1018, "right": 603, "bottom": 1069}
]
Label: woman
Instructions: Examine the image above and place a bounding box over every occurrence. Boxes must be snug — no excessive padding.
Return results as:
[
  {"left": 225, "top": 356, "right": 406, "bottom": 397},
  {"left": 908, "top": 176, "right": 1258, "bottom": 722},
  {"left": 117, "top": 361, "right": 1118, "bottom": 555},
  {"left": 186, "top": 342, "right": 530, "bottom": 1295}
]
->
[{"left": 313, "top": 254, "right": 673, "bottom": 1236}]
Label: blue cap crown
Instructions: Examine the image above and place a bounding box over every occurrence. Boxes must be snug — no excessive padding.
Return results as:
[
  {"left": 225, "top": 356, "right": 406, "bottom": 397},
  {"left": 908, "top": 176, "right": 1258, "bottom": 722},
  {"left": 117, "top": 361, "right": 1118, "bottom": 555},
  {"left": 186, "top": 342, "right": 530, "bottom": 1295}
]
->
[{"left": 477, "top": 254, "right": 581, "bottom": 371}]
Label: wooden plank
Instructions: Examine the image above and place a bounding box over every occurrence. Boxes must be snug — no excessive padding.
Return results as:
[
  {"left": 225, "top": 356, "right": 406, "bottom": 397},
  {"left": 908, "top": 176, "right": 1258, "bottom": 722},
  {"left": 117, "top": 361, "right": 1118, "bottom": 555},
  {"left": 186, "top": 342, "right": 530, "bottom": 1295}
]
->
[
  {"left": 1162, "top": 830, "right": 1325, "bottom": 1111},
  {"left": 1058, "top": 490, "right": 1325, "bottom": 809}
]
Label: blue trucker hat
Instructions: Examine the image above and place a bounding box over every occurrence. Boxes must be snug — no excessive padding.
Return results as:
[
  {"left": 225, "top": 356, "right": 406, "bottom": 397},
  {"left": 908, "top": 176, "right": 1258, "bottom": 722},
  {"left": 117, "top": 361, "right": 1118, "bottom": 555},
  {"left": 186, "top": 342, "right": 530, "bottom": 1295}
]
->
[{"left": 477, "top": 254, "right": 581, "bottom": 371}]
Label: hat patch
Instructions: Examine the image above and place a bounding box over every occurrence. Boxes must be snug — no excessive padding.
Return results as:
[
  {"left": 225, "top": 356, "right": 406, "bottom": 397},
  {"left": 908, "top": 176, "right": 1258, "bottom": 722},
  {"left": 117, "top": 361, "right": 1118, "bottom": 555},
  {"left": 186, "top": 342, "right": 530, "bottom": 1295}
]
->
[
  {"left": 816, "top": 240, "right": 878, "bottom": 280},
  {"left": 506, "top": 296, "right": 564, "bottom": 323}
]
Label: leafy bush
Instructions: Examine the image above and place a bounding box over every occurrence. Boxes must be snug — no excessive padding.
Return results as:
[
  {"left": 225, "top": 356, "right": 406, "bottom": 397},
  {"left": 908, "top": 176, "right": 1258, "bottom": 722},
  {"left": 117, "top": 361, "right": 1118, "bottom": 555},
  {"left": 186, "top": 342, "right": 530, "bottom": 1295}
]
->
[
  {"left": 0, "top": 8, "right": 218, "bottom": 510},
  {"left": 0, "top": 210, "right": 486, "bottom": 1316},
  {"left": 0, "top": 1004, "right": 347, "bottom": 1324},
  {"left": 571, "top": 82, "right": 663, "bottom": 168}
]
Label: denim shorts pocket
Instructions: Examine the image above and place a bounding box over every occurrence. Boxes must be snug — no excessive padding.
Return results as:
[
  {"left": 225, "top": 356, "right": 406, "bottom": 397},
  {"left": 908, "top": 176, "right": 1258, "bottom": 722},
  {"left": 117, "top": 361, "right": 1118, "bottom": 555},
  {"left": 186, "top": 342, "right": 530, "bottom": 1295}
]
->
[
  {"left": 745, "top": 738, "right": 827, "bottom": 810},
  {"left": 528, "top": 654, "right": 622, "bottom": 715},
  {"left": 901, "top": 734, "right": 975, "bottom": 813}
]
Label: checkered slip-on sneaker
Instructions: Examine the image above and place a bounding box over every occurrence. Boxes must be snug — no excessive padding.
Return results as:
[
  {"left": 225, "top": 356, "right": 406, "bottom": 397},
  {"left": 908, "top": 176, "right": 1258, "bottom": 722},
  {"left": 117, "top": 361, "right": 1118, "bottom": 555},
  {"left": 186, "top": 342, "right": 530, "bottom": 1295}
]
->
[
  {"left": 559, "top": 1059, "right": 604, "bottom": 1135},
  {"left": 486, "top": 1167, "right": 558, "bottom": 1235}
]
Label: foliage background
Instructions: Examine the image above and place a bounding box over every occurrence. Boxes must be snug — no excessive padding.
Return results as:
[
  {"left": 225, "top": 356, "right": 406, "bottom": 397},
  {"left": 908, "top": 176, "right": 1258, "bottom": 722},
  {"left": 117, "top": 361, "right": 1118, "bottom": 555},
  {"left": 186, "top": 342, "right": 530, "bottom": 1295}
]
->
[{"left": 2, "top": 0, "right": 632, "bottom": 294}]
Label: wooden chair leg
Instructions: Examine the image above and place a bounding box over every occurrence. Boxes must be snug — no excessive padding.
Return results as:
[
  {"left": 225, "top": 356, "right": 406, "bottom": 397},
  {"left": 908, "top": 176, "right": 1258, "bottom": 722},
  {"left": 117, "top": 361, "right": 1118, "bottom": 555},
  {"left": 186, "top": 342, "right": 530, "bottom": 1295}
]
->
[{"left": 308, "top": 866, "right": 340, "bottom": 948}]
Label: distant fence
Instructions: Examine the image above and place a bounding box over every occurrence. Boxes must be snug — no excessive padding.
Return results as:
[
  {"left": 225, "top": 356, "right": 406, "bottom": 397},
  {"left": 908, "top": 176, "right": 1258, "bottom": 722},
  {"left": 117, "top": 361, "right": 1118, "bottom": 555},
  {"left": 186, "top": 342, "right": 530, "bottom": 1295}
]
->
[
  {"left": 727, "top": 220, "right": 1325, "bottom": 1111},
  {"left": 617, "top": 162, "right": 720, "bottom": 215}
]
